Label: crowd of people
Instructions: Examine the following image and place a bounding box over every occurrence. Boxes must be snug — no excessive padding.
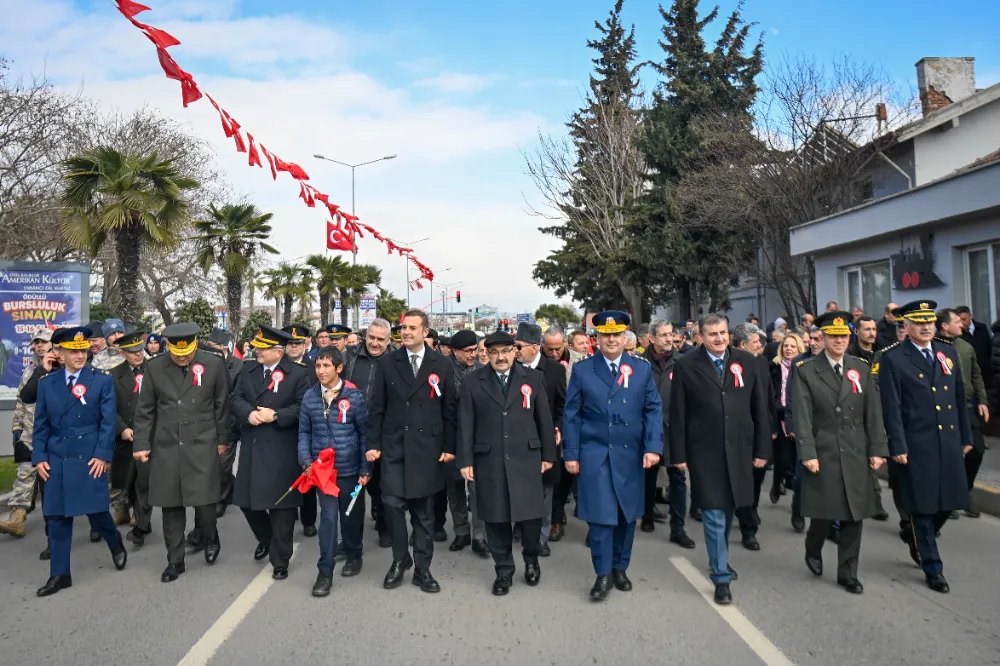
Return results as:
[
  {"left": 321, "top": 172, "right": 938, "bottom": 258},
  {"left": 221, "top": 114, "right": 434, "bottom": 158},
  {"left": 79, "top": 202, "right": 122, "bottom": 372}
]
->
[{"left": 0, "top": 298, "right": 992, "bottom": 605}]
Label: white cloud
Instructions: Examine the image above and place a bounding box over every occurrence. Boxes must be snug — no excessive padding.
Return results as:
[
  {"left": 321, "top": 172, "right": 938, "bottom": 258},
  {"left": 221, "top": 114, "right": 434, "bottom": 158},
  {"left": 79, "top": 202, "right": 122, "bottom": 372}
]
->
[
  {"left": 770, "top": 27, "right": 779, "bottom": 36},
  {"left": 413, "top": 72, "right": 494, "bottom": 94}
]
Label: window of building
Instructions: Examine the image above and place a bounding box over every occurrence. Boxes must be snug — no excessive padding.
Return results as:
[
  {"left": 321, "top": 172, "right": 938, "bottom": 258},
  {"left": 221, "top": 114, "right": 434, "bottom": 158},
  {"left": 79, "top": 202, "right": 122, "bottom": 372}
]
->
[
  {"left": 964, "top": 243, "right": 1000, "bottom": 323},
  {"left": 843, "top": 261, "right": 891, "bottom": 317}
]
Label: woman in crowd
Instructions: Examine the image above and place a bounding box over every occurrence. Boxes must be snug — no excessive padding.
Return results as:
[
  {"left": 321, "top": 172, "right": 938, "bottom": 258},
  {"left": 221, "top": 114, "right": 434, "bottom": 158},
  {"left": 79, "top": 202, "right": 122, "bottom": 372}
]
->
[{"left": 769, "top": 332, "right": 805, "bottom": 504}]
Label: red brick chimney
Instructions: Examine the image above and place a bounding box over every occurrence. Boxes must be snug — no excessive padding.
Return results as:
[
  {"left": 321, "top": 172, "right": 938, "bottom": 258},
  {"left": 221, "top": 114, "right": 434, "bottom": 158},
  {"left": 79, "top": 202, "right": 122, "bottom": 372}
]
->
[{"left": 916, "top": 57, "right": 975, "bottom": 117}]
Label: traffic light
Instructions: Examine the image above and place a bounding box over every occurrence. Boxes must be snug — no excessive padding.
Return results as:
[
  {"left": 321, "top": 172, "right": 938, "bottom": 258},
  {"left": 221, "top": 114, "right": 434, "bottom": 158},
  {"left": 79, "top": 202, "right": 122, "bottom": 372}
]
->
[{"left": 456, "top": 290, "right": 461, "bottom": 303}]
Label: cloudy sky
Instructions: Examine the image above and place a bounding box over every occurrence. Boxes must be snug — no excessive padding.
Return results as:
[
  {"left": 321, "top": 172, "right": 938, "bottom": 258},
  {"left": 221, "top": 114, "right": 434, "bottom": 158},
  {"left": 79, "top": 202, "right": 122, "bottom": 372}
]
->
[{"left": 2, "top": 0, "right": 998, "bottom": 314}]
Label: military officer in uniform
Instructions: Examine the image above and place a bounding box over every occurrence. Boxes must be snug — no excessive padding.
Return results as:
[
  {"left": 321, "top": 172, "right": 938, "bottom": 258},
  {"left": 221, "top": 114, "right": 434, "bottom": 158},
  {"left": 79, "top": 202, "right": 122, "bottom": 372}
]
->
[
  {"left": 32, "top": 326, "right": 128, "bottom": 596},
  {"left": 562, "top": 311, "right": 663, "bottom": 602},
  {"left": 458, "top": 330, "right": 557, "bottom": 595},
  {"left": 873, "top": 310, "right": 912, "bottom": 538},
  {"left": 878, "top": 300, "right": 972, "bottom": 593},
  {"left": 792, "top": 312, "right": 887, "bottom": 594},
  {"left": 282, "top": 324, "right": 319, "bottom": 536},
  {"left": 232, "top": 326, "right": 310, "bottom": 579},
  {"left": 133, "top": 322, "right": 232, "bottom": 583},
  {"left": 327, "top": 324, "right": 352, "bottom": 352}
]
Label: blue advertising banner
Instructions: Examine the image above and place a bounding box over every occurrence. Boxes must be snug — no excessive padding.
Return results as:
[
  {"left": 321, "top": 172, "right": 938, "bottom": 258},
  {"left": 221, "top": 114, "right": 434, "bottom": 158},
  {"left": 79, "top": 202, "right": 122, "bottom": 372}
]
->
[{"left": 0, "top": 270, "right": 84, "bottom": 400}]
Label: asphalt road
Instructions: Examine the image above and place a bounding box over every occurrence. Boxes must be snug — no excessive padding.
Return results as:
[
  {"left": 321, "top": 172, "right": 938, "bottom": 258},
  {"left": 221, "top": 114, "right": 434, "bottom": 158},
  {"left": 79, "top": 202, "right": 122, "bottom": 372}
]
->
[{"left": 2, "top": 479, "right": 1000, "bottom": 666}]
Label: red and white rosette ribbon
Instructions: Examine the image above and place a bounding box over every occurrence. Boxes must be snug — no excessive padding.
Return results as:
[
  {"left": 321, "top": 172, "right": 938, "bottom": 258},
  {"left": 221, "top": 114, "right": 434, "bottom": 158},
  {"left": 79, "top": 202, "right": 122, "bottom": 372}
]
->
[
  {"left": 428, "top": 373, "right": 441, "bottom": 398},
  {"left": 191, "top": 363, "right": 204, "bottom": 387},
  {"left": 730, "top": 363, "right": 744, "bottom": 388},
  {"left": 72, "top": 383, "right": 87, "bottom": 405},
  {"left": 935, "top": 351, "right": 951, "bottom": 375},
  {"left": 617, "top": 364, "right": 632, "bottom": 388},
  {"left": 669, "top": 371, "right": 673, "bottom": 381},
  {"left": 846, "top": 368, "right": 862, "bottom": 394},
  {"left": 337, "top": 398, "right": 350, "bottom": 423},
  {"left": 268, "top": 369, "right": 284, "bottom": 393},
  {"left": 560, "top": 360, "right": 569, "bottom": 369},
  {"left": 521, "top": 384, "right": 532, "bottom": 409},
  {"left": 133, "top": 373, "right": 143, "bottom": 394}
]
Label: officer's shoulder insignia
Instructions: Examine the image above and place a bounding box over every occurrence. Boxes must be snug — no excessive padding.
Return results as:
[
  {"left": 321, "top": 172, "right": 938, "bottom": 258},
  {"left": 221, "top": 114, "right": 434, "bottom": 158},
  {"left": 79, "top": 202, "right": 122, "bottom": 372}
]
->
[
  {"left": 871, "top": 362, "right": 880, "bottom": 375},
  {"left": 796, "top": 356, "right": 813, "bottom": 368},
  {"left": 633, "top": 355, "right": 649, "bottom": 364},
  {"left": 880, "top": 342, "right": 901, "bottom": 354},
  {"left": 933, "top": 336, "right": 953, "bottom": 346},
  {"left": 856, "top": 356, "right": 870, "bottom": 365},
  {"left": 40, "top": 372, "right": 57, "bottom": 381}
]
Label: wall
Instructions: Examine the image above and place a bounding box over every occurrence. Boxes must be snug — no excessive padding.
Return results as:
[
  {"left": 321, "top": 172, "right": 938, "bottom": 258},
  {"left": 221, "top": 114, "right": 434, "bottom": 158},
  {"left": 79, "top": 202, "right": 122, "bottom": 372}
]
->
[
  {"left": 915, "top": 100, "right": 1000, "bottom": 183},
  {"left": 868, "top": 141, "right": 916, "bottom": 201}
]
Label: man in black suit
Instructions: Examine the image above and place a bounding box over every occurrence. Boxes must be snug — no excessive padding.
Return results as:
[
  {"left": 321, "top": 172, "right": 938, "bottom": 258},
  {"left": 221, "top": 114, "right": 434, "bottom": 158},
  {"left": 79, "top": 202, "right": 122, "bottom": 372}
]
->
[
  {"left": 111, "top": 331, "right": 152, "bottom": 547},
  {"left": 367, "top": 310, "right": 458, "bottom": 593},
  {"left": 458, "top": 331, "right": 557, "bottom": 595},
  {"left": 956, "top": 305, "right": 994, "bottom": 391},
  {"left": 282, "top": 324, "right": 319, "bottom": 537},
  {"left": 514, "top": 323, "right": 565, "bottom": 557}
]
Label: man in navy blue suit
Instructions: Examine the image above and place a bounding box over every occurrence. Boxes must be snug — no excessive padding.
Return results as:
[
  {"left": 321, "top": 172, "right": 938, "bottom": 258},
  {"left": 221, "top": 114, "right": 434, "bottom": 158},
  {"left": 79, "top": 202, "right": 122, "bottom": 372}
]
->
[
  {"left": 562, "top": 310, "right": 663, "bottom": 601},
  {"left": 31, "top": 326, "right": 128, "bottom": 597}
]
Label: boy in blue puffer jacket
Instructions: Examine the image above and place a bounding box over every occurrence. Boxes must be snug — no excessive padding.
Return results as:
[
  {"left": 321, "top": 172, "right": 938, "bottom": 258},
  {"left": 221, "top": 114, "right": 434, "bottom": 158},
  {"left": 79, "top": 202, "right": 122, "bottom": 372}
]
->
[{"left": 298, "top": 347, "right": 370, "bottom": 597}]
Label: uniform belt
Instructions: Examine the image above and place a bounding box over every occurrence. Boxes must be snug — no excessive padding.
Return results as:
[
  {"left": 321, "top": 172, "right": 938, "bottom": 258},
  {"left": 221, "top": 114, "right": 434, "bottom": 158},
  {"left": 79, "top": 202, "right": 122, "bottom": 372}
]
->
[
  {"left": 814, "top": 417, "right": 863, "bottom": 428},
  {"left": 52, "top": 425, "right": 99, "bottom": 437}
]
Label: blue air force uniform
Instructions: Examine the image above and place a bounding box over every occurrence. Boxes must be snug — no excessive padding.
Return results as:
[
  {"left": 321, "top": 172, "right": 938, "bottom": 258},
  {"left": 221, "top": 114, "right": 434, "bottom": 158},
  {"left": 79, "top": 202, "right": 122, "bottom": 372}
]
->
[
  {"left": 31, "top": 326, "right": 127, "bottom": 596},
  {"left": 562, "top": 311, "right": 663, "bottom": 592},
  {"left": 877, "top": 301, "right": 972, "bottom": 592}
]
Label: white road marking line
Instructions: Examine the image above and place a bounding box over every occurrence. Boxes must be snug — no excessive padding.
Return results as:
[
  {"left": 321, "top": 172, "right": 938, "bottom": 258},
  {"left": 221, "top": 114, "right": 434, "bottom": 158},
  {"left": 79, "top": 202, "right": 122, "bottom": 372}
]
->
[
  {"left": 177, "top": 542, "right": 300, "bottom": 666},
  {"left": 669, "top": 556, "right": 795, "bottom": 666}
]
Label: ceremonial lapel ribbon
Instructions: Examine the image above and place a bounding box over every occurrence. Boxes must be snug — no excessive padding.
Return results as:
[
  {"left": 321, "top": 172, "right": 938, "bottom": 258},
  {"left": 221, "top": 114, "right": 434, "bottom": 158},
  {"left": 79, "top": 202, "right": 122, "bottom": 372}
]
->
[
  {"left": 846, "top": 368, "right": 862, "bottom": 394},
  {"left": 337, "top": 398, "right": 350, "bottom": 423},
  {"left": 520, "top": 384, "right": 532, "bottom": 409},
  {"left": 616, "top": 364, "right": 632, "bottom": 388},
  {"left": 935, "top": 351, "right": 952, "bottom": 375},
  {"left": 428, "top": 373, "right": 441, "bottom": 398},
  {"left": 191, "top": 363, "right": 204, "bottom": 387},
  {"left": 268, "top": 369, "right": 284, "bottom": 393},
  {"left": 72, "top": 383, "right": 87, "bottom": 405},
  {"left": 133, "top": 373, "right": 143, "bottom": 394},
  {"left": 730, "top": 363, "right": 745, "bottom": 388}
]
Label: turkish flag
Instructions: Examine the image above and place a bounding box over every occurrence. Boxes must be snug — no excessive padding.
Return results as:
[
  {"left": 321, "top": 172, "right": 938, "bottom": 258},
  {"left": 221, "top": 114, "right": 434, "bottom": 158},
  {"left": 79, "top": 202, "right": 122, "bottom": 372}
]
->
[{"left": 327, "top": 219, "right": 355, "bottom": 252}]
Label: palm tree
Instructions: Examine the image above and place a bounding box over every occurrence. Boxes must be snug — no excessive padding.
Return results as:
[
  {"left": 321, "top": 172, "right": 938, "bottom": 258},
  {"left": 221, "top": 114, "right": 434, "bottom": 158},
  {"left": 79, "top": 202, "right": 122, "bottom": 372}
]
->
[
  {"left": 376, "top": 287, "right": 407, "bottom": 324},
  {"left": 294, "top": 272, "right": 315, "bottom": 322},
  {"left": 263, "top": 261, "right": 308, "bottom": 326},
  {"left": 337, "top": 265, "right": 367, "bottom": 327},
  {"left": 61, "top": 147, "right": 198, "bottom": 322},
  {"left": 192, "top": 203, "right": 278, "bottom": 335},
  {"left": 305, "top": 254, "right": 353, "bottom": 328},
  {"left": 352, "top": 263, "right": 383, "bottom": 317}
]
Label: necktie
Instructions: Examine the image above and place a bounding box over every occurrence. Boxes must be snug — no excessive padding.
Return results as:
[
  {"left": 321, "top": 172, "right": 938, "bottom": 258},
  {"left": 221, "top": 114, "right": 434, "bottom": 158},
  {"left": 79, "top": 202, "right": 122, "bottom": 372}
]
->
[
  {"left": 610, "top": 362, "right": 618, "bottom": 378},
  {"left": 498, "top": 373, "right": 508, "bottom": 393},
  {"left": 714, "top": 358, "right": 724, "bottom": 378},
  {"left": 834, "top": 363, "right": 842, "bottom": 379},
  {"left": 922, "top": 349, "right": 933, "bottom": 366},
  {"left": 263, "top": 368, "right": 272, "bottom": 384},
  {"left": 410, "top": 354, "right": 420, "bottom": 378},
  {"left": 67, "top": 375, "right": 75, "bottom": 392}
]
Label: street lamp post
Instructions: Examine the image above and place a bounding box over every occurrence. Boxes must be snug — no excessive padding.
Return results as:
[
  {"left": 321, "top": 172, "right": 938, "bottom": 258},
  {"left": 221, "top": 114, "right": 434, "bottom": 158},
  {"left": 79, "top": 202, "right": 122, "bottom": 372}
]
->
[
  {"left": 430, "top": 268, "right": 452, "bottom": 317},
  {"left": 314, "top": 152, "right": 397, "bottom": 328},
  {"left": 386, "top": 236, "right": 429, "bottom": 309}
]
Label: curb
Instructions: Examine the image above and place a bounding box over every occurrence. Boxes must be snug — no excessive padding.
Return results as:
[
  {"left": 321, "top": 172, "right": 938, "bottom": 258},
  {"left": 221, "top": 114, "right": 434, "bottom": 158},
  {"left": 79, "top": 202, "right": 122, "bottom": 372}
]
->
[{"left": 874, "top": 466, "right": 1000, "bottom": 519}]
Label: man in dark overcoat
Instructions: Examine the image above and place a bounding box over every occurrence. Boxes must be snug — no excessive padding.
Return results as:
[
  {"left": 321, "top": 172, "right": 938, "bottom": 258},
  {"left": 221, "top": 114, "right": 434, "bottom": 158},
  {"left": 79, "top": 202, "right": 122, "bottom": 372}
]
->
[
  {"left": 792, "top": 311, "right": 887, "bottom": 594},
  {"left": 282, "top": 324, "right": 319, "bottom": 537},
  {"left": 133, "top": 322, "right": 232, "bottom": 583},
  {"left": 458, "top": 331, "right": 556, "bottom": 595},
  {"left": 670, "top": 313, "right": 770, "bottom": 606},
  {"left": 878, "top": 300, "right": 972, "bottom": 594},
  {"left": 366, "top": 310, "right": 458, "bottom": 593},
  {"left": 232, "top": 326, "right": 310, "bottom": 579}
]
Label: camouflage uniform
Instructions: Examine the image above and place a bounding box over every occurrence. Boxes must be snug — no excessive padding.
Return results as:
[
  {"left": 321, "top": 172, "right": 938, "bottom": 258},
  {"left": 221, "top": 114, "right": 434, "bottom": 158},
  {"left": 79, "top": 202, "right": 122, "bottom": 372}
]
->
[
  {"left": 91, "top": 346, "right": 125, "bottom": 371},
  {"left": 8, "top": 357, "right": 41, "bottom": 509},
  {"left": 90, "top": 346, "right": 130, "bottom": 521}
]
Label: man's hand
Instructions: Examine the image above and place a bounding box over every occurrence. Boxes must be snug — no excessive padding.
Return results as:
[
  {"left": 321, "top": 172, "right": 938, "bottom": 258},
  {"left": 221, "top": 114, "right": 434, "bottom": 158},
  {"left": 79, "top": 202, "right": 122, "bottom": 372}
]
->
[
  {"left": 439, "top": 452, "right": 455, "bottom": 463},
  {"left": 772, "top": 433, "right": 778, "bottom": 440},
  {"left": 643, "top": 453, "right": 661, "bottom": 469},
  {"left": 358, "top": 475, "right": 369, "bottom": 486},
  {"left": 892, "top": 454, "right": 908, "bottom": 465},
  {"left": 541, "top": 461, "right": 553, "bottom": 473},
  {"left": 752, "top": 458, "right": 767, "bottom": 469},
  {"left": 42, "top": 352, "right": 58, "bottom": 371},
  {"left": 554, "top": 428, "right": 562, "bottom": 446},
  {"left": 88, "top": 458, "right": 107, "bottom": 478},
  {"left": 257, "top": 407, "right": 277, "bottom": 423},
  {"left": 304, "top": 465, "right": 314, "bottom": 480},
  {"left": 565, "top": 461, "right": 580, "bottom": 475},
  {"left": 36, "top": 461, "right": 50, "bottom": 481},
  {"left": 802, "top": 459, "right": 819, "bottom": 474},
  {"left": 248, "top": 411, "right": 263, "bottom": 426},
  {"left": 674, "top": 463, "right": 688, "bottom": 472},
  {"left": 366, "top": 450, "right": 381, "bottom": 462},
  {"left": 218, "top": 445, "right": 227, "bottom": 456},
  {"left": 963, "top": 445, "right": 973, "bottom": 456},
  {"left": 869, "top": 456, "right": 884, "bottom": 471},
  {"left": 978, "top": 404, "right": 990, "bottom": 423},
  {"left": 133, "top": 451, "right": 150, "bottom": 463},
  {"left": 121, "top": 428, "right": 134, "bottom": 442},
  {"left": 460, "top": 466, "right": 475, "bottom": 482}
]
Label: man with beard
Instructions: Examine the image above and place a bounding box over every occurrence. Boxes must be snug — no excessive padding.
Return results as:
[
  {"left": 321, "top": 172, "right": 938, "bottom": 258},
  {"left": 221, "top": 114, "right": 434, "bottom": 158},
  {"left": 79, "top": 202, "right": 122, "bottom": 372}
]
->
[
  {"left": 514, "top": 323, "right": 565, "bottom": 557},
  {"left": 111, "top": 331, "right": 153, "bottom": 547},
  {"left": 344, "top": 318, "right": 392, "bottom": 546},
  {"left": 133, "top": 323, "right": 231, "bottom": 583},
  {"left": 367, "top": 310, "right": 458, "bottom": 592},
  {"left": 458, "top": 330, "right": 556, "bottom": 595},
  {"left": 232, "top": 326, "right": 310, "bottom": 580}
]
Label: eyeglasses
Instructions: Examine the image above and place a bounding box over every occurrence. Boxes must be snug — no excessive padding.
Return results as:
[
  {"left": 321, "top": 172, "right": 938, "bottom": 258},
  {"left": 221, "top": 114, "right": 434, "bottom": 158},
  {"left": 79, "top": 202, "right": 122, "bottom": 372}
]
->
[
  {"left": 487, "top": 347, "right": 515, "bottom": 357},
  {"left": 458, "top": 347, "right": 477, "bottom": 354}
]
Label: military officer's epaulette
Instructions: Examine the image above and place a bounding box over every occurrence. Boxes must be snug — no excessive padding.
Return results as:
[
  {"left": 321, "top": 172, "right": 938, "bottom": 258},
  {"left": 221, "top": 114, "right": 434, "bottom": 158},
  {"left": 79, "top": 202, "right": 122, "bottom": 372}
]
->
[
  {"left": 795, "top": 357, "right": 814, "bottom": 368},
  {"left": 878, "top": 341, "right": 901, "bottom": 354},
  {"left": 933, "top": 336, "right": 953, "bottom": 346},
  {"left": 631, "top": 355, "right": 649, "bottom": 364},
  {"left": 856, "top": 356, "right": 870, "bottom": 364}
]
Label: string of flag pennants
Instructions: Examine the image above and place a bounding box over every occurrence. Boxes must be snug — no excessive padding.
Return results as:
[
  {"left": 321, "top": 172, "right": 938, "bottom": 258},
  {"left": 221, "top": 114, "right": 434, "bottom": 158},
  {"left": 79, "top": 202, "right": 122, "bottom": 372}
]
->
[{"left": 113, "top": 0, "right": 435, "bottom": 290}]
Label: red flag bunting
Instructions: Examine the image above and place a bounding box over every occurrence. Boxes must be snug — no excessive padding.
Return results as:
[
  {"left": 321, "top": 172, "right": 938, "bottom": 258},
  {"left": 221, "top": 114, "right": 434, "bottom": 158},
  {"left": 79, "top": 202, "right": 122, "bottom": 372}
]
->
[
  {"left": 259, "top": 145, "right": 278, "bottom": 180},
  {"left": 130, "top": 18, "right": 181, "bottom": 49},
  {"left": 116, "top": 0, "right": 151, "bottom": 19},
  {"left": 246, "top": 133, "right": 262, "bottom": 167},
  {"left": 227, "top": 115, "right": 247, "bottom": 153}
]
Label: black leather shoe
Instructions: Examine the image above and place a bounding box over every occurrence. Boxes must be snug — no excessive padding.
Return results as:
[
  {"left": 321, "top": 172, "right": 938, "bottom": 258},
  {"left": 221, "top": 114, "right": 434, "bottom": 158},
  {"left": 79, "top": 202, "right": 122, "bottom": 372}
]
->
[
  {"left": 714, "top": 583, "right": 732, "bottom": 605},
  {"left": 965, "top": 507, "right": 981, "bottom": 518},
  {"left": 433, "top": 529, "right": 448, "bottom": 543},
  {"left": 727, "top": 564, "right": 739, "bottom": 581},
  {"left": 161, "top": 563, "right": 185, "bottom": 583},
  {"left": 549, "top": 524, "right": 564, "bottom": 542},
  {"left": 334, "top": 541, "right": 346, "bottom": 560},
  {"left": 216, "top": 503, "right": 228, "bottom": 519},
  {"left": 204, "top": 539, "right": 221, "bottom": 565},
  {"left": 873, "top": 509, "right": 889, "bottom": 521},
  {"left": 111, "top": 534, "right": 128, "bottom": 571},
  {"left": 449, "top": 535, "right": 471, "bottom": 552},
  {"left": 742, "top": 535, "right": 760, "bottom": 551},
  {"left": 126, "top": 528, "right": 146, "bottom": 547},
  {"left": 39, "top": 546, "right": 50, "bottom": 560},
  {"left": 948, "top": 510, "right": 960, "bottom": 520},
  {"left": 341, "top": 558, "right": 363, "bottom": 577},
  {"left": 805, "top": 554, "right": 823, "bottom": 576},
  {"left": 689, "top": 507, "right": 703, "bottom": 522},
  {"left": 412, "top": 567, "right": 440, "bottom": 593},
  {"left": 539, "top": 543, "right": 551, "bottom": 557},
  {"left": 611, "top": 568, "right": 632, "bottom": 591},
  {"left": 254, "top": 542, "right": 269, "bottom": 561},
  {"left": 751, "top": 508, "right": 761, "bottom": 526},
  {"left": 272, "top": 567, "right": 288, "bottom": 580},
  {"left": 312, "top": 573, "right": 332, "bottom": 597},
  {"left": 640, "top": 517, "right": 655, "bottom": 532},
  {"left": 492, "top": 575, "right": 512, "bottom": 596},
  {"left": 185, "top": 529, "right": 204, "bottom": 550},
  {"left": 378, "top": 532, "right": 392, "bottom": 548},
  {"left": 37, "top": 575, "right": 72, "bottom": 597},
  {"left": 590, "top": 575, "right": 611, "bottom": 601},
  {"left": 670, "top": 531, "right": 696, "bottom": 549},
  {"left": 926, "top": 574, "right": 949, "bottom": 593},
  {"left": 769, "top": 483, "right": 781, "bottom": 505},
  {"left": 791, "top": 515, "right": 805, "bottom": 533},
  {"left": 838, "top": 577, "right": 864, "bottom": 594},
  {"left": 651, "top": 506, "right": 667, "bottom": 523},
  {"left": 525, "top": 563, "right": 541, "bottom": 586},
  {"left": 303, "top": 524, "right": 317, "bottom": 538},
  {"left": 383, "top": 555, "right": 413, "bottom": 589},
  {"left": 89, "top": 530, "right": 101, "bottom": 543},
  {"left": 472, "top": 539, "right": 490, "bottom": 557}
]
